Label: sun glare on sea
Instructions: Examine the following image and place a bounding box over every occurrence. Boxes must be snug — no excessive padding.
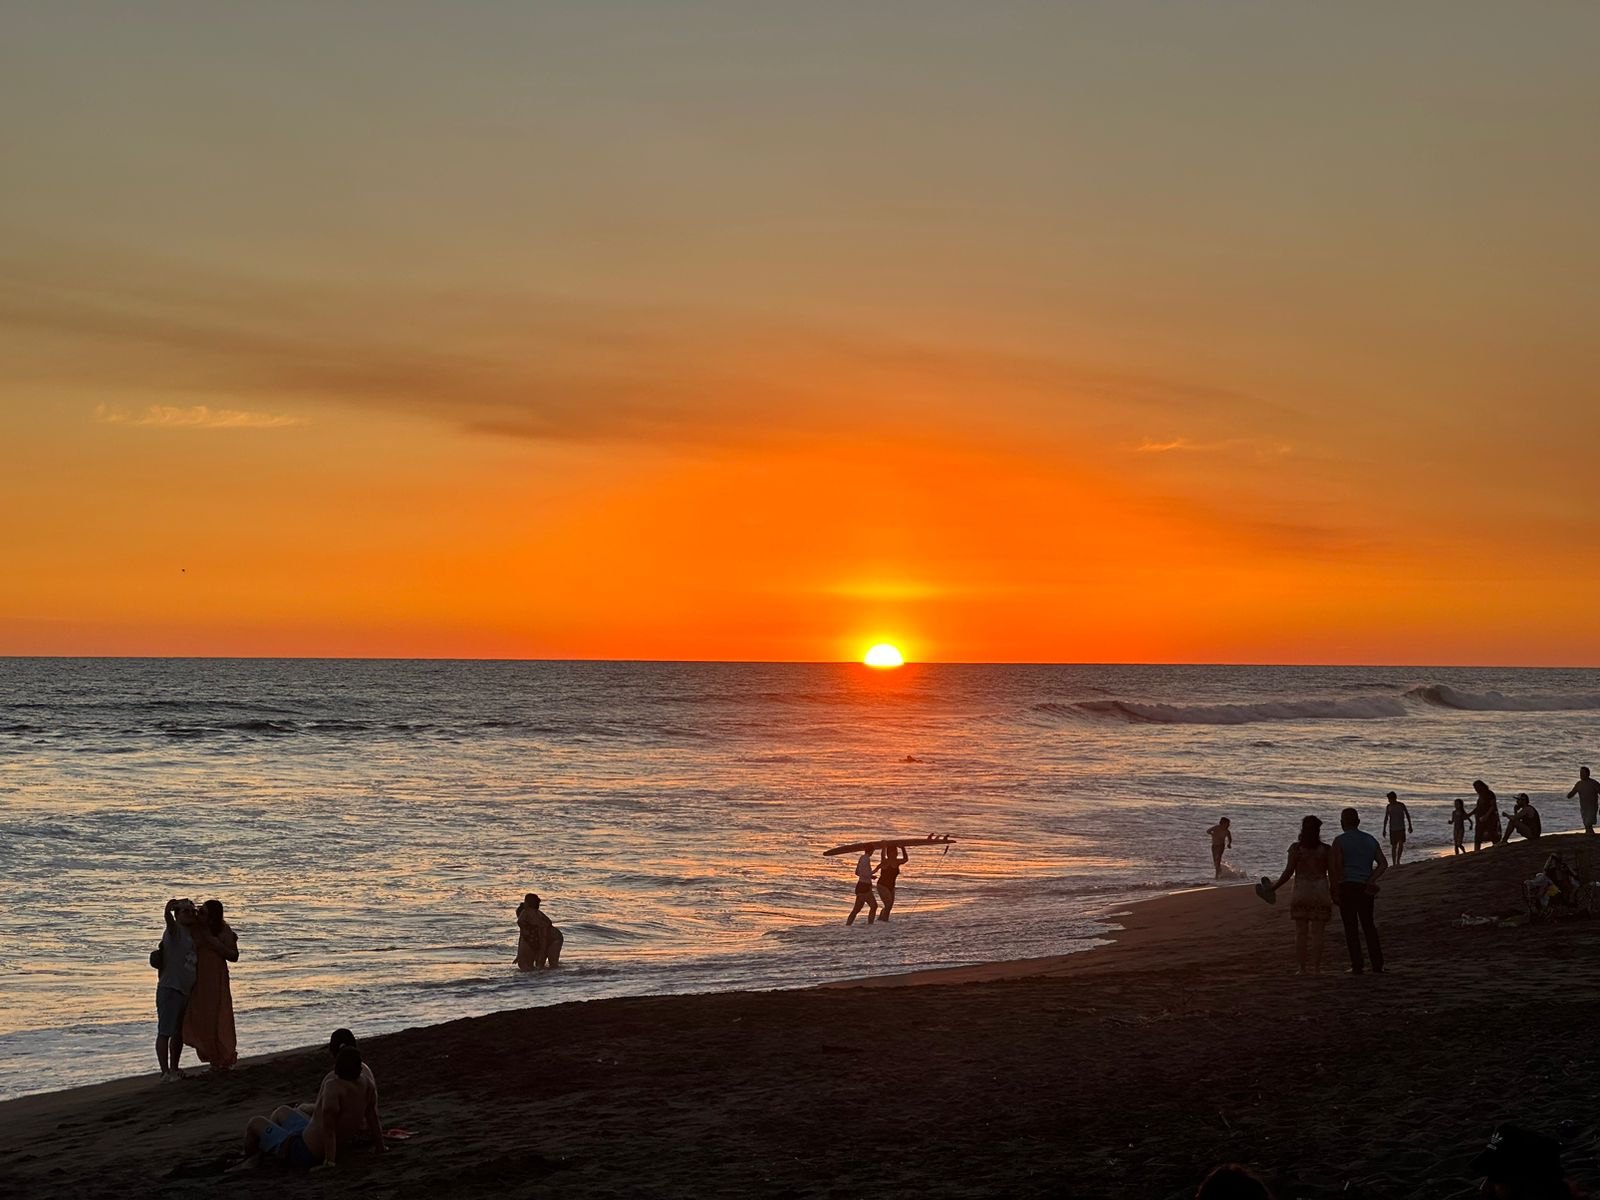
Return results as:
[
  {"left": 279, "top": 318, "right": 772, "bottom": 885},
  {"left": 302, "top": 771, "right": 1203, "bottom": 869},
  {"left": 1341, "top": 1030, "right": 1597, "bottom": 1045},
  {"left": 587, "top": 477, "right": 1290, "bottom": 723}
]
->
[{"left": 863, "top": 643, "right": 905, "bottom": 669}]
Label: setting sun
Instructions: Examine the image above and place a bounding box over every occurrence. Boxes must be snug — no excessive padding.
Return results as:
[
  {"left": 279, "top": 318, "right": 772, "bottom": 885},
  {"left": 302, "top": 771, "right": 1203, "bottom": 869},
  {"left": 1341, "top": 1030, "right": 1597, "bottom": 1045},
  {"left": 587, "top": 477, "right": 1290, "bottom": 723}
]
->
[{"left": 863, "top": 643, "right": 905, "bottom": 668}]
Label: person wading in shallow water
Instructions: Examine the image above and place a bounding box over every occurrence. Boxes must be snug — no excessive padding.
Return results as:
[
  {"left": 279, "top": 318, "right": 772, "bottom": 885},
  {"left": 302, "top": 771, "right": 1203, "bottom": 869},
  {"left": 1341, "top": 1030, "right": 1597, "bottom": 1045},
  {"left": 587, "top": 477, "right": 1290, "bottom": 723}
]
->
[
  {"left": 1330, "top": 807, "right": 1387, "bottom": 974},
  {"left": 876, "top": 844, "right": 909, "bottom": 921},
  {"left": 846, "top": 850, "right": 878, "bottom": 925},
  {"left": 1381, "top": 791, "right": 1412, "bottom": 865},
  {"left": 1569, "top": 766, "right": 1600, "bottom": 836},
  {"left": 1266, "top": 815, "right": 1333, "bottom": 975}
]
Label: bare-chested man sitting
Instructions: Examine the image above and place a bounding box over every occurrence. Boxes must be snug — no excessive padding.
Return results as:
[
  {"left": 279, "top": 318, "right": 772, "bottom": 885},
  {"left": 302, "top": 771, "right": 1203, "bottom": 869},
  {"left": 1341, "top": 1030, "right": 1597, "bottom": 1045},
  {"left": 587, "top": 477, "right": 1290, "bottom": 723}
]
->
[
  {"left": 292, "top": 1029, "right": 384, "bottom": 1152},
  {"left": 236, "top": 1045, "right": 372, "bottom": 1171}
]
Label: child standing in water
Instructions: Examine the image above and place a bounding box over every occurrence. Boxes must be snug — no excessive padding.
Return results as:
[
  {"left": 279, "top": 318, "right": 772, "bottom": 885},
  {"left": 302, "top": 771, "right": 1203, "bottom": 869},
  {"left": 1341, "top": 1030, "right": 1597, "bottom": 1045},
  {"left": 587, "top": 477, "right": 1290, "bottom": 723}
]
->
[
  {"left": 1207, "top": 817, "right": 1233, "bottom": 879},
  {"left": 1448, "top": 798, "right": 1473, "bottom": 854}
]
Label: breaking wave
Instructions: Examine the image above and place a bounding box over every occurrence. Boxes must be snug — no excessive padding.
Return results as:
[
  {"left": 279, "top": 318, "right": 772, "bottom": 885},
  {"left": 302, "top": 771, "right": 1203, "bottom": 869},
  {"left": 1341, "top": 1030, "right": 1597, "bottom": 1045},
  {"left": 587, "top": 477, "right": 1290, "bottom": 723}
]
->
[
  {"left": 1406, "top": 684, "right": 1600, "bottom": 713},
  {"left": 1043, "top": 697, "right": 1409, "bottom": 725}
]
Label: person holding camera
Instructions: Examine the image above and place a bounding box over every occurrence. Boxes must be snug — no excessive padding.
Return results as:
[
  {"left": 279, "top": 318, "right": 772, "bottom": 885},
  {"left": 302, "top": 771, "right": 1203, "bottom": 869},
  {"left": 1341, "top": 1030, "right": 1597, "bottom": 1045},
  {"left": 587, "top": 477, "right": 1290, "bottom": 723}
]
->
[{"left": 152, "top": 898, "right": 200, "bottom": 1079}]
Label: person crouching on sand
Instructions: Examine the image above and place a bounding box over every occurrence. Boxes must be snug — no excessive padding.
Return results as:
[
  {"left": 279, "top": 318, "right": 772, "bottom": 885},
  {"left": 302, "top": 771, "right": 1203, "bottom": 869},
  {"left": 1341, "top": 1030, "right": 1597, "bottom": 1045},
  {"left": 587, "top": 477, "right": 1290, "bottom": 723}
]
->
[
  {"left": 846, "top": 851, "right": 878, "bottom": 925},
  {"left": 1448, "top": 798, "right": 1474, "bottom": 854},
  {"left": 876, "top": 844, "right": 909, "bottom": 921},
  {"left": 1207, "top": 818, "right": 1233, "bottom": 879},
  {"left": 515, "top": 893, "right": 564, "bottom": 969},
  {"left": 1266, "top": 815, "right": 1333, "bottom": 975},
  {"left": 1506, "top": 794, "right": 1543, "bottom": 842},
  {"left": 154, "top": 897, "right": 200, "bottom": 1080}
]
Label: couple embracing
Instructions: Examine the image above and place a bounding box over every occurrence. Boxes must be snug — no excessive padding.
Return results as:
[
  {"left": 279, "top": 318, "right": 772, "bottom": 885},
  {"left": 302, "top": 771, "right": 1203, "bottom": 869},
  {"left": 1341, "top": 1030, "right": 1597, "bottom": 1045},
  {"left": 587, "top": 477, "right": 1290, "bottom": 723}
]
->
[{"left": 152, "top": 896, "right": 240, "bottom": 1077}]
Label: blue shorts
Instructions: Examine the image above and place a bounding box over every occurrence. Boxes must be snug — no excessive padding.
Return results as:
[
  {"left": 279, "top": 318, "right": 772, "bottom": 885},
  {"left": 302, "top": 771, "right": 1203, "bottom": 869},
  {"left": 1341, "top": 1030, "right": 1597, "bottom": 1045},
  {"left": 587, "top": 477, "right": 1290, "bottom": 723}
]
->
[
  {"left": 259, "top": 1110, "right": 319, "bottom": 1168},
  {"left": 155, "top": 986, "right": 188, "bottom": 1038}
]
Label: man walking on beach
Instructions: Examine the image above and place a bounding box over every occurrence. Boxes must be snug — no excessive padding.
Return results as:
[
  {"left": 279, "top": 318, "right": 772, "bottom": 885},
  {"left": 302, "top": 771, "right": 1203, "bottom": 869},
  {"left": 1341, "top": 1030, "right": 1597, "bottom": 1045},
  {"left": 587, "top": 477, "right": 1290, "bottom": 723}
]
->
[
  {"left": 1381, "top": 792, "right": 1412, "bottom": 865},
  {"left": 1330, "top": 808, "right": 1387, "bottom": 974},
  {"left": 1569, "top": 767, "right": 1599, "bottom": 836}
]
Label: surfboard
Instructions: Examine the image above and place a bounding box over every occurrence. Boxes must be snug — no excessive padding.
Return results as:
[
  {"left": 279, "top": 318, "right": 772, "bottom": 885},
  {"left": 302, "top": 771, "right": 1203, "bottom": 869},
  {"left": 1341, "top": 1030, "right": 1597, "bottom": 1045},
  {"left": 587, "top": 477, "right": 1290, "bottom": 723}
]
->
[{"left": 822, "top": 834, "right": 955, "bottom": 857}]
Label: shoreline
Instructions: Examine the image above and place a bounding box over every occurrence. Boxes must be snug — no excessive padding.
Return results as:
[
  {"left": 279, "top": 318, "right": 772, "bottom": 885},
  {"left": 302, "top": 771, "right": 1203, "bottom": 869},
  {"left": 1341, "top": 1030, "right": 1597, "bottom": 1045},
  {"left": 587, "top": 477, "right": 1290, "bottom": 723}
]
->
[{"left": 7, "top": 834, "right": 1599, "bottom": 1198}]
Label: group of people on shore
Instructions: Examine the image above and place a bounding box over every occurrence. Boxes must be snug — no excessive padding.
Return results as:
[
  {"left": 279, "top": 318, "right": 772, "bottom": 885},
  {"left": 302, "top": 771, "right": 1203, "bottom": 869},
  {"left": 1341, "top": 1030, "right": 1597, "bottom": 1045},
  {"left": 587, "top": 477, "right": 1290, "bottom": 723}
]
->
[{"left": 151, "top": 896, "right": 239, "bottom": 1079}]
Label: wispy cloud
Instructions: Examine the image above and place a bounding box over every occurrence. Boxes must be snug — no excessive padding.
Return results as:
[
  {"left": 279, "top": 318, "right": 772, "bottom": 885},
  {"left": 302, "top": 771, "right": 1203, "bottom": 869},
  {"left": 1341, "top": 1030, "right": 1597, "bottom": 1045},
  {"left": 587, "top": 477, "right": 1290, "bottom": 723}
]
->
[
  {"left": 94, "top": 403, "right": 305, "bottom": 429},
  {"left": 1134, "top": 436, "right": 1294, "bottom": 460}
]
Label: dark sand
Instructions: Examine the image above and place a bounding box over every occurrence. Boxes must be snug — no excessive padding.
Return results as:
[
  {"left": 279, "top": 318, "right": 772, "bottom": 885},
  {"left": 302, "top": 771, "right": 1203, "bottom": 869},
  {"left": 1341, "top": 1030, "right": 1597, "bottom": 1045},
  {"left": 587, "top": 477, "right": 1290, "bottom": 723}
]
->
[{"left": 5, "top": 834, "right": 1600, "bottom": 1199}]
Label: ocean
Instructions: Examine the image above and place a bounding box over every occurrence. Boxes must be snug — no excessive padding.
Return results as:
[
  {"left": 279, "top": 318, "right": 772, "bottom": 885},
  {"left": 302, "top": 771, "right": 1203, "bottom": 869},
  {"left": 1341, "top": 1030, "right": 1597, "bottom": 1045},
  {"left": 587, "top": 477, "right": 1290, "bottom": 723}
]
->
[{"left": 4, "top": 659, "right": 1600, "bottom": 1100}]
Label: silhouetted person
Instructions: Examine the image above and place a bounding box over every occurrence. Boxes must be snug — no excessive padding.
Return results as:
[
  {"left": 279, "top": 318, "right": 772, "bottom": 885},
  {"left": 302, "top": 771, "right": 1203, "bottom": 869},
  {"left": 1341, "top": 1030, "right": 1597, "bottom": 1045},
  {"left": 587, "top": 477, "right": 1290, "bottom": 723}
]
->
[
  {"left": 1195, "top": 1163, "right": 1275, "bottom": 1199},
  {"left": 1381, "top": 791, "right": 1412, "bottom": 864},
  {"left": 154, "top": 897, "right": 200, "bottom": 1079},
  {"left": 1207, "top": 817, "right": 1233, "bottom": 878},
  {"left": 1506, "top": 794, "right": 1543, "bottom": 842},
  {"left": 515, "top": 894, "right": 563, "bottom": 968},
  {"left": 876, "top": 844, "right": 909, "bottom": 921},
  {"left": 1448, "top": 798, "right": 1474, "bottom": 854},
  {"left": 1330, "top": 807, "right": 1387, "bottom": 974},
  {"left": 846, "top": 850, "right": 878, "bottom": 925},
  {"left": 1472, "top": 780, "right": 1503, "bottom": 850},
  {"left": 1266, "top": 815, "right": 1332, "bottom": 975},
  {"left": 1470, "top": 1123, "right": 1585, "bottom": 1199},
  {"left": 1568, "top": 767, "right": 1599, "bottom": 836}
]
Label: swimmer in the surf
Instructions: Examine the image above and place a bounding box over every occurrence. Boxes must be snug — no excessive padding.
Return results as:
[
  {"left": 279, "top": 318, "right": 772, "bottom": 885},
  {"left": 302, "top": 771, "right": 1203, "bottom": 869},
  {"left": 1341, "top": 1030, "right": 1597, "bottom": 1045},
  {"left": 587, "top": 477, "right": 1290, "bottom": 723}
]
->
[
  {"left": 846, "top": 850, "right": 878, "bottom": 925},
  {"left": 1207, "top": 818, "right": 1233, "bottom": 879},
  {"left": 876, "top": 844, "right": 909, "bottom": 921}
]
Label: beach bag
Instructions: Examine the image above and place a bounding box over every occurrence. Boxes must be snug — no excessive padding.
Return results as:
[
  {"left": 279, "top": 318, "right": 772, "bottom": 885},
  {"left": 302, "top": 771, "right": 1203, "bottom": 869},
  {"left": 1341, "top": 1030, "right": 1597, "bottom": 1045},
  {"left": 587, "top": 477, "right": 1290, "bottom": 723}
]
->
[{"left": 149, "top": 942, "right": 164, "bottom": 971}]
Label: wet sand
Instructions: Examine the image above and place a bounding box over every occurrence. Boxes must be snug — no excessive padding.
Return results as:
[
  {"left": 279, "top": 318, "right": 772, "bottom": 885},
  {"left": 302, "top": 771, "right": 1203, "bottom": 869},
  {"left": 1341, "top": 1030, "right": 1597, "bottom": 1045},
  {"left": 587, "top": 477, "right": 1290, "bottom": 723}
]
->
[{"left": 5, "top": 833, "right": 1600, "bottom": 1199}]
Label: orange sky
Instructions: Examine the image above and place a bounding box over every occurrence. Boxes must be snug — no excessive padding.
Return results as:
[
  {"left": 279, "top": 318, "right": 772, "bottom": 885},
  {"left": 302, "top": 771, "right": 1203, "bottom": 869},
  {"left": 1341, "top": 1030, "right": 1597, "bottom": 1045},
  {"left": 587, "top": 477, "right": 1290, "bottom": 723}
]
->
[{"left": 4, "top": 5, "right": 1600, "bottom": 663}]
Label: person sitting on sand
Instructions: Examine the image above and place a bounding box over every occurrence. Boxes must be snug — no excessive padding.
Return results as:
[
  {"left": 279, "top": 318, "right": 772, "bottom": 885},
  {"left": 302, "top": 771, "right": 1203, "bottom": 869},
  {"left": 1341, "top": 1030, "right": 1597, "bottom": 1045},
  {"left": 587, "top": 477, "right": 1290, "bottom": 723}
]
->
[
  {"left": 1207, "top": 818, "right": 1233, "bottom": 879},
  {"left": 1505, "top": 794, "right": 1543, "bottom": 842},
  {"left": 1470, "top": 1122, "right": 1589, "bottom": 1199},
  {"left": 183, "top": 899, "right": 240, "bottom": 1071},
  {"left": 293, "top": 1029, "right": 385, "bottom": 1153},
  {"left": 1471, "top": 780, "right": 1503, "bottom": 850},
  {"left": 1381, "top": 791, "right": 1412, "bottom": 865},
  {"left": 876, "top": 844, "right": 909, "bottom": 921},
  {"left": 515, "top": 894, "right": 563, "bottom": 969},
  {"left": 1568, "top": 766, "right": 1600, "bottom": 836},
  {"left": 1330, "top": 807, "right": 1387, "bottom": 974},
  {"left": 1265, "top": 815, "right": 1333, "bottom": 975},
  {"left": 1195, "top": 1163, "right": 1276, "bottom": 1199},
  {"left": 1448, "top": 798, "right": 1474, "bottom": 855},
  {"left": 154, "top": 897, "right": 200, "bottom": 1080},
  {"left": 846, "top": 850, "right": 878, "bottom": 925},
  {"left": 239, "top": 1044, "right": 367, "bottom": 1172}
]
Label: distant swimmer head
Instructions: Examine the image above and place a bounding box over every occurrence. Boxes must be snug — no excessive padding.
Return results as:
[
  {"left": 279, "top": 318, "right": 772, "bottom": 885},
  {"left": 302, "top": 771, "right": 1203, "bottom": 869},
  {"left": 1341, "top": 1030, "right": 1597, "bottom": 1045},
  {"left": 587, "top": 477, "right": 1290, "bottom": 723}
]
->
[
  {"left": 1297, "top": 815, "right": 1322, "bottom": 848},
  {"left": 329, "top": 1028, "right": 356, "bottom": 1057},
  {"left": 1340, "top": 807, "right": 1360, "bottom": 830},
  {"left": 334, "top": 1044, "right": 363, "bottom": 1081}
]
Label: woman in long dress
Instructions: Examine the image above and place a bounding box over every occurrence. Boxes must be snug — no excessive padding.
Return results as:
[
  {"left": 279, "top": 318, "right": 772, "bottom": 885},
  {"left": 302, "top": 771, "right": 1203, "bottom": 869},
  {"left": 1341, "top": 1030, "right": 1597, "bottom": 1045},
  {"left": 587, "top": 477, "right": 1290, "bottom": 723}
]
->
[
  {"left": 182, "top": 899, "right": 240, "bottom": 1069},
  {"left": 1267, "top": 815, "right": 1333, "bottom": 975}
]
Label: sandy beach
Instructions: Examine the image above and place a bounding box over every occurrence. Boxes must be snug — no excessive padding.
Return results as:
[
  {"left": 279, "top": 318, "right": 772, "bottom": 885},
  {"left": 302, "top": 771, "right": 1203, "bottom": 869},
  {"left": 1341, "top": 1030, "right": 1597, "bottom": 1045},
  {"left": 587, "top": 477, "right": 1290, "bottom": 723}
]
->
[{"left": 4, "top": 834, "right": 1600, "bottom": 1198}]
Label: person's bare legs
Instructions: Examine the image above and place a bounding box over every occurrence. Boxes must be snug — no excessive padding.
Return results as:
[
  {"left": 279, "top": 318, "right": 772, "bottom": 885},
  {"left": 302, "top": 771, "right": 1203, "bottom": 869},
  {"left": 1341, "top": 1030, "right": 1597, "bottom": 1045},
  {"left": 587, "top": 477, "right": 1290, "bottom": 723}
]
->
[
  {"left": 1310, "top": 921, "right": 1326, "bottom": 973},
  {"left": 846, "top": 893, "right": 868, "bottom": 925},
  {"left": 1293, "top": 919, "right": 1309, "bottom": 974},
  {"left": 879, "top": 888, "right": 895, "bottom": 922}
]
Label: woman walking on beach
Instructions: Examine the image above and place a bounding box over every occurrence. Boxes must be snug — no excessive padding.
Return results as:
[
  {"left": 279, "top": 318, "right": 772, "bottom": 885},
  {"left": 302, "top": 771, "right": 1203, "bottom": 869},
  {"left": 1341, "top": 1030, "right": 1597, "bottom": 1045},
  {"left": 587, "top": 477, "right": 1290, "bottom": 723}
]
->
[
  {"left": 1267, "top": 815, "right": 1333, "bottom": 975},
  {"left": 876, "top": 844, "right": 909, "bottom": 921},
  {"left": 183, "top": 899, "right": 240, "bottom": 1070},
  {"left": 1471, "top": 780, "right": 1502, "bottom": 850}
]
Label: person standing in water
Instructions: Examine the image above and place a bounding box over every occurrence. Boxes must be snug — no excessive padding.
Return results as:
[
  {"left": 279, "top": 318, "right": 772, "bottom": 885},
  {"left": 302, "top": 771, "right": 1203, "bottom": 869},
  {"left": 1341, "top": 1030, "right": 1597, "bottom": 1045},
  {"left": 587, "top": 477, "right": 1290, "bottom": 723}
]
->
[
  {"left": 1568, "top": 767, "right": 1600, "bottom": 836},
  {"left": 876, "top": 844, "right": 909, "bottom": 921},
  {"left": 1448, "top": 798, "right": 1474, "bottom": 855},
  {"left": 1266, "top": 815, "right": 1333, "bottom": 975},
  {"left": 1207, "top": 817, "right": 1233, "bottom": 879},
  {"left": 1381, "top": 792, "right": 1412, "bottom": 865},
  {"left": 515, "top": 894, "right": 563, "bottom": 968},
  {"left": 1471, "top": 780, "right": 1502, "bottom": 850},
  {"left": 846, "top": 850, "right": 879, "bottom": 925}
]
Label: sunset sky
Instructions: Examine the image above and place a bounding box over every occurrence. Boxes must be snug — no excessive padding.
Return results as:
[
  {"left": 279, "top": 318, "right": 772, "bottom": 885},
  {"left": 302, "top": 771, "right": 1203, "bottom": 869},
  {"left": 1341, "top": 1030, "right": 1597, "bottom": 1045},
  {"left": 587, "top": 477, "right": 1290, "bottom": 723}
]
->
[{"left": 4, "top": 3, "right": 1599, "bottom": 663}]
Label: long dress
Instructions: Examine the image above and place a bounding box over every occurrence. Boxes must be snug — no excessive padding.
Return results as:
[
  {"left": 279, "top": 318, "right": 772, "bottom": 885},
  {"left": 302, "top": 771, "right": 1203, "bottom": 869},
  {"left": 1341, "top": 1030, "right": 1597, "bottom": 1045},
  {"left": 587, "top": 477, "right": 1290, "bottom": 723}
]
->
[{"left": 182, "top": 924, "right": 239, "bottom": 1068}]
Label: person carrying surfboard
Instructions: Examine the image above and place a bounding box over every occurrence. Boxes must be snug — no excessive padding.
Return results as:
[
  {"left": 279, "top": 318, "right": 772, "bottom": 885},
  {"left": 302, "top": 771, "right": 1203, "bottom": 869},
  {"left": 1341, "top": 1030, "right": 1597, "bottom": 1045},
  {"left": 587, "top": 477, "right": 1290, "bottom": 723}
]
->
[
  {"left": 846, "top": 851, "right": 879, "bottom": 925},
  {"left": 876, "top": 844, "right": 909, "bottom": 921}
]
